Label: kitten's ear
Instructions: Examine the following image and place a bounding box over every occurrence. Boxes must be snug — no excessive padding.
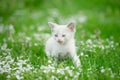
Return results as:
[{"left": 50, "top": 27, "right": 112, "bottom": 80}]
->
[
  {"left": 67, "top": 22, "right": 75, "bottom": 32},
  {"left": 48, "top": 22, "right": 57, "bottom": 31}
]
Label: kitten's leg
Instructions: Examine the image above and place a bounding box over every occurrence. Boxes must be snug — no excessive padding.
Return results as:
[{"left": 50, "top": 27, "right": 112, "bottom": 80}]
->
[
  {"left": 45, "top": 48, "right": 52, "bottom": 59},
  {"left": 45, "top": 49, "right": 57, "bottom": 62},
  {"left": 45, "top": 49, "right": 50, "bottom": 57},
  {"left": 69, "top": 51, "right": 81, "bottom": 67}
]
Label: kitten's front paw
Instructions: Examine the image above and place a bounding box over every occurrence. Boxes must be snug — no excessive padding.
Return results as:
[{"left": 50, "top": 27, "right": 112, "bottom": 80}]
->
[{"left": 75, "top": 60, "right": 81, "bottom": 68}]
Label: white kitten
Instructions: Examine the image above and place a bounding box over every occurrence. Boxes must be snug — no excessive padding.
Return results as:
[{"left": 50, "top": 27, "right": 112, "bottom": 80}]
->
[{"left": 45, "top": 22, "right": 81, "bottom": 67}]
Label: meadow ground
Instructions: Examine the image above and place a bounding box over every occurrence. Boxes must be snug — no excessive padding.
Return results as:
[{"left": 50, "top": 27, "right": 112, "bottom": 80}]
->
[{"left": 0, "top": 0, "right": 120, "bottom": 80}]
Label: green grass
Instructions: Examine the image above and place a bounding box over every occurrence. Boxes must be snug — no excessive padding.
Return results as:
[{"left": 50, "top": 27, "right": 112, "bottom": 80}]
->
[{"left": 0, "top": 0, "right": 120, "bottom": 80}]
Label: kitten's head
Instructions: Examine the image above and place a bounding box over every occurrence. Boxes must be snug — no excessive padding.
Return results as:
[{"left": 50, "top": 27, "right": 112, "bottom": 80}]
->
[{"left": 48, "top": 22, "right": 75, "bottom": 44}]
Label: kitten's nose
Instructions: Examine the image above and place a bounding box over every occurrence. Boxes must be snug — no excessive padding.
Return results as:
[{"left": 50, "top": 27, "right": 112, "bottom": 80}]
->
[{"left": 58, "top": 39, "right": 63, "bottom": 43}]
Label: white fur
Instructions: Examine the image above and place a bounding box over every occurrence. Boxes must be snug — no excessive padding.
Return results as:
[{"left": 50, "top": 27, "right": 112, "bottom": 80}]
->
[{"left": 45, "top": 22, "right": 81, "bottom": 67}]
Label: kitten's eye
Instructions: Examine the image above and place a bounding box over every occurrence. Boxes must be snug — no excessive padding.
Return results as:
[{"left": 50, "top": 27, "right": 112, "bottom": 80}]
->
[
  {"left": 62, "top": 34, "right": 65, "bottom": 37},
  {"left": 55, "top": 34, "right": 58, "bottom": 37}
]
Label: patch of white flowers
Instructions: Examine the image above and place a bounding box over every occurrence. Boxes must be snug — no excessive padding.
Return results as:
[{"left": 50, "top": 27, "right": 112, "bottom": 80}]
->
[
  {"left": 38, "top": 59, "right": 82, "bottom": 80},
  {"left": 79, "top": 35, "right": 118, "bottom": 54},
  {"left": 100, "top": 66, "right": 105, "bottom": 73},
  {"left": 0, "top": 42, "right": 82, "bottom": 79},
  {"left": 0, "top": 44, "right": 33, "bottom": 80}
]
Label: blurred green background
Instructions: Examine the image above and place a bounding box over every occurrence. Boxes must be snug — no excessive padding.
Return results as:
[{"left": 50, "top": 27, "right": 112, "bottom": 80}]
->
[{"left": 0, "top": 0, "right": 120, "bottom": 41}]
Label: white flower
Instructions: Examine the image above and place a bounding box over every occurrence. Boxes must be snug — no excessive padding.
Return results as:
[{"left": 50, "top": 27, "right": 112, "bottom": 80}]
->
[
  {"left": 6, "top": 75, "right": 11, "bottom": 79},
  {"left": 8, "top": 59, "right": 14, "bottom": 64},
  {"left": 110, "top": 44, "right": 114, "bottom": 48},
  {"left": 38, "top": 26, "right": 45, "bottom": 31},
  {"left": 57, "top": 68, "right": 65, "bottom": 75},
  {"left": 76, "top": 72, "right": 80, "bottom": 76},
  {"left": 71, "top": 66, "right": 75, "bottom": 69},
  {"left": 51, "top": 75, "right": 55, "bottom": 79},
  {"left": 65, "top": 66, "right": 70, "bottom": 70},
  {"left": 36, "top": 77, "right": 42, "bottom": 80},
  {"left": 49, "top": 8, "right": 59, "bottom": 17},
  {"left": 108, "top": 68, "right": 112, "bottom": 71},
  {"left": 78, "top": 68, "right": 82, "bottom": 72},
  {"left": 86, "top": 39, "right": 92, "bottom": 44},
  {"left": 88, "top": 68, "right": 91, "bottom": 71},
  {"left": 93, "top": 44, "right": 97, "bottom": 48},
  {"left": 1, "top": 43, "right": 7, "bottom": 50},
  {"left": 16, "top": 75, "right": 24, "bottom": 80},
  {"left": 40, "top": 65, "right": 49, "bottom": 70},
  {"left": 65, "top": 76, "right": 68, "bottom": 80},
  {"left": 48, "top": 65, "right": 55, "bottom": 70},
  {"left": 85, "top": 54, "right": 88, "bottom": 57},
  {"left": 78, "top": 15, "right": 87, "bottom": 23},
  {"left": 52, "top": 69, "right": 55, "bottom": 73},
  {"left": 17, "top": 60, "right": 27, "bottom": 65},
  {"left": 73, "top": 75, "right": 78, "bottom": 79},
  {"left": 14, "top": 70, "right": 21, "bottom": 75},
  {"left": 43, "top": 70, "right": 49, "bottom": 73},
  {"left": 25, "top": 37, "right": 31, "bottom": 41},
  {"left": 48, "top": 60, "right": 52, "bottom": 64},
  {"left": 80, "top": 41, "right": 84, "bottom": 45},
  {"left": 5, "top": 55, "right": 12, "bottom": 60},
  {"left": 101, "top": 68, "right": 105, "bottom": 73},
  {"left": 26, "top": 64, "right": 33, "bottom": 70},
  {"left": 80, "top": 52, "right": 84, "bottom": 56},
  {"left": 60, "top": 70, "right": 65, "bottom": 75},
  {"left": 34, "top": 43, "right": 38, "bottom": 46},
  {"left": 2, "top": 63, "right": 11, "bottom": 73},
  {"left": 9, "top": 24, "right": 15, "bottom": 34},
  {"left": 40, "top": 33, "right": 50, "bottom": 40},
  {"left": 101, "top": 45, "right": 105, "bottom": 50},
  {"left": 33, "top": 33, "right": 41, "bottom": 40},
  {"left": 67, "top": 17, "right": 76, "bottom": 24},
  {"left": 56, "top": 69, "right": 61, "bottom": 74},
  {"left": 68, "top": 70, "right": 73, "bottom": 77}
]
